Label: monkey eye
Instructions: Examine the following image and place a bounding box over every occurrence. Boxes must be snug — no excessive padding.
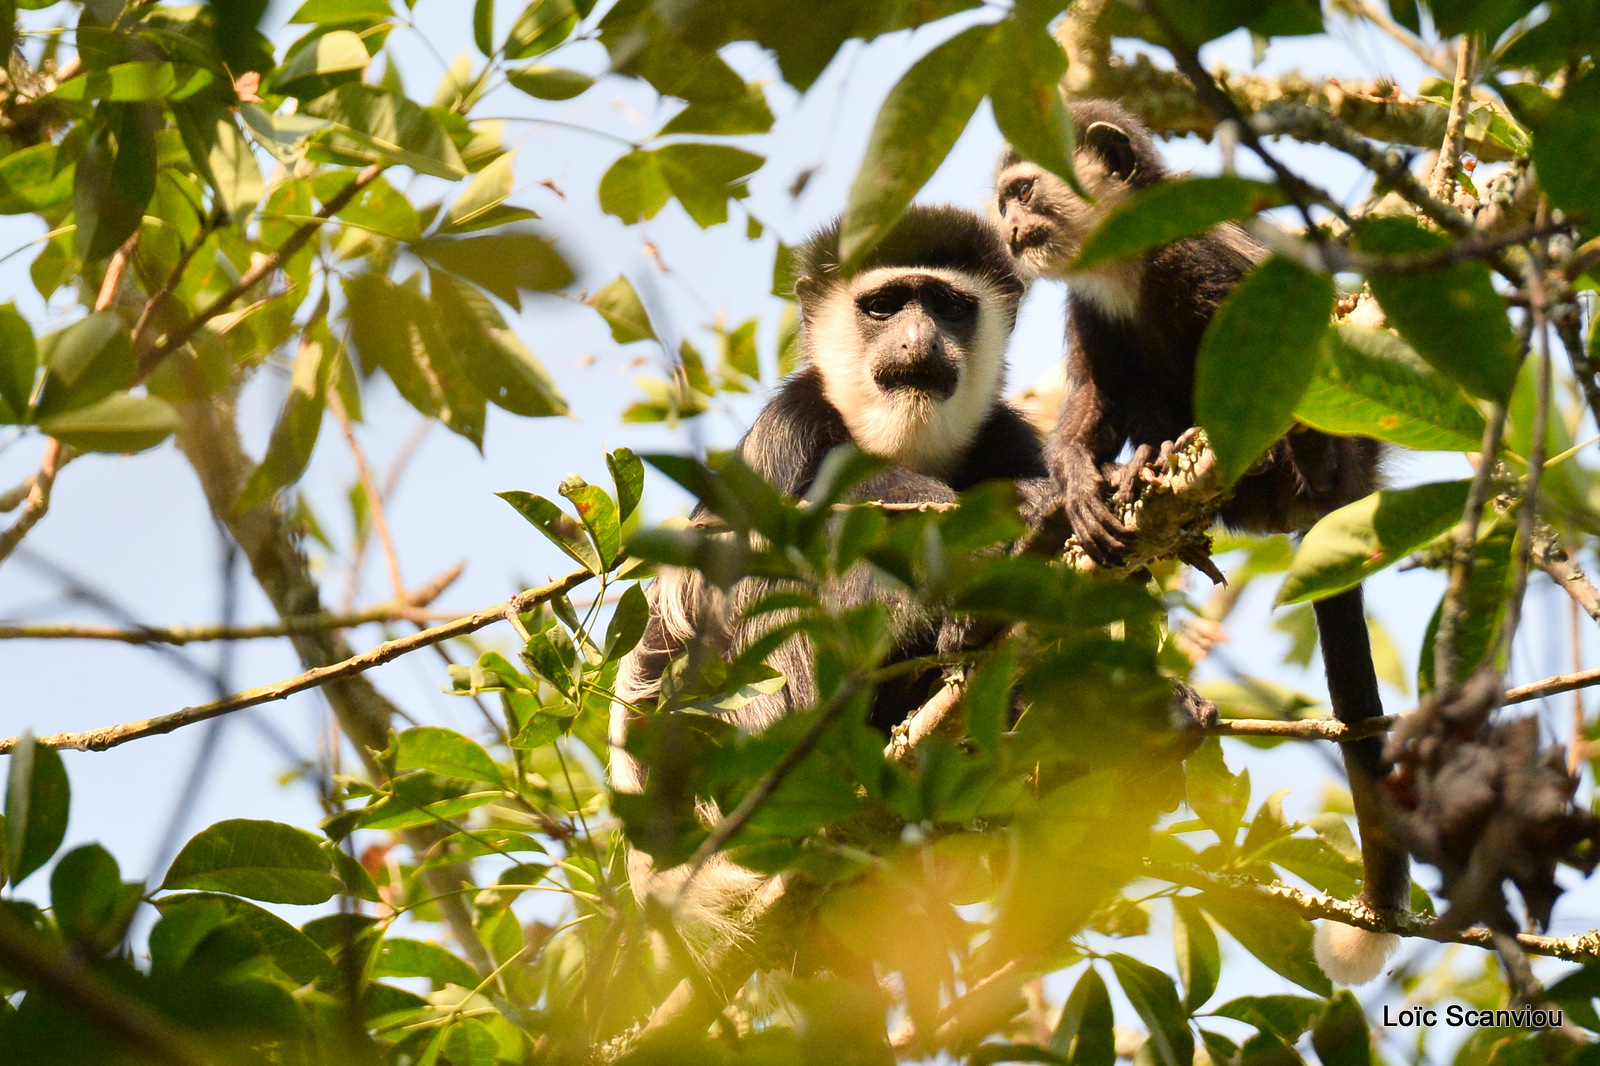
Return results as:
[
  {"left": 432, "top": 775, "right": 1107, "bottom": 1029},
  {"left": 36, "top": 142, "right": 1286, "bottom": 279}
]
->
[
  {"left": 1016, "top": 179, "right": 1034, "bottom": 205},
  {"left": 859, "top": 291, "right": 906, "bottom": 319},
  {"left": 925, "top": 284, "right": 978, "bottom": 324}
]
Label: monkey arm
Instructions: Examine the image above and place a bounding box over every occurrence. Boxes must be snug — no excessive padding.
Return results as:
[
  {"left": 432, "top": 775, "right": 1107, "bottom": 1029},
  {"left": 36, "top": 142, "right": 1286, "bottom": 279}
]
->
[{"left": 1048, "top": 356, "right": 1135, "bottom": 565}]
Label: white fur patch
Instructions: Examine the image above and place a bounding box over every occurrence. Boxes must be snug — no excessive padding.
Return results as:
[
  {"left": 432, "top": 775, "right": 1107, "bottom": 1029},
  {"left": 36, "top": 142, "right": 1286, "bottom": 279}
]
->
[
  {"left": 1314, "top": 921, "right": 1400, "bottom": 985},
  {"left": 806, "top": 267, "right": 1011, "bottom": 476},
  {"left": 1065, "top": 261, "right": 1142, "bottom": 322}
]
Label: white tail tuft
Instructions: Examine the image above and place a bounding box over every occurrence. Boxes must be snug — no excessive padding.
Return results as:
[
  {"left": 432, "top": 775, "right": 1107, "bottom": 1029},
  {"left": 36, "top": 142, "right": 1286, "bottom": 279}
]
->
[{"left": 1314, "top": 921, "right": 1400, "bottom": 985}]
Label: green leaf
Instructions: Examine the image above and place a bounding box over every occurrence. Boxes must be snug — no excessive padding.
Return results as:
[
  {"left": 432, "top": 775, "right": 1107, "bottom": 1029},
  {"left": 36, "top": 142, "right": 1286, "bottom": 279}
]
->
[
  {"left": 1198, "top": 892, "right": 1331, "bottom": 996},
  {"left": 34, "top": 312, "right": 133, "bottom": 419},
  {"left": 839, "top": 23, "right": 997, "bottom": 265},
  {"left": 600, "top": 143, "right": 765, "bottom": 228},
  {"left": 50, "top": 844, "right": 140, "bottom": 954},
  {"left": 303, "top": 84, "right": 467, "bottom": 180},
  {"left": 0, "top": 304, "right": 38, "bottom": 420},
  {"left": 1312, "top": 990, "right": 1374, "bottom": 1066},
  {"left": 236, "top": 337, "right": 331, "bottom": 510},
  {"left": 290, "top": 0, "right": 393, "bottom": 23},
  {"left": 1418, "top": 517, "right": 1517, "bottom": 694},
  {"left": 507, "top": 0, "right": 579, "bottom": 58},
  {"left": 1050, "top": 966, "right": 1115, "bottom": 1066},
  {"left": 658, "top": 80, "right": 773, "bottom": 135},
  {"left": 506, "top": 63, "right": 596, "bottom": 100},
  {"left": 988, "top": 14, "right": 1080, "bottom": 199},
  {"left": 604, "top": 583, "right": 649, "bottom": 662},
  {"left": 512, "top": 716, "right": 562, "bottom": 749},
  {"left": 1354, "top": 216, "right": 1519, "bottom": 403},
  {"left": 1277, "top": 479, "right": 1471, "bottom": 605},
  {"left": 559, "top": 474, "right": 621, "bottom": 570},
  {"left": 1213, "top": 994, "right": 1327, "bottom": 1043},
  {"left": 174, "top": 101, "right": 264, "bottom": 222},
  {"left": 38, "top": 392, "right": 181, "bottom": 454},
  {"left": 51, "top": 62, "right": 215, "bottom": 102},
  {"left": 473, "top": 0, "right": 494, "bottom": 54},
  {"left": 498, "top": 491, "right": 601, "bottom": 573},
  {"left": 4, "top": 735, "right": 70, "bottom": 886},
  {"left": 75, "top": 104, "right": 159, "bottom": 262},
  {"left": 1073, "top": 178, "right": 1285, "bottom": 271},
  {"left": 415, "top": 231, "right": 574, "bottom": 309},
  {"left": 1172, "top": 897, "right": 1219, "bottom": 1011},
  {"left": 375, "top": 938, "right": 480, "bottom": 990},
  {"left": 587, "top": 275, "right": 656, "bottom": 344},
  {"left": 522, "top": 627, "right": 574, "bottom": 692},
  {"left": 607, "top": 447, "right": 644, "bottom": 522},
  {"left": 0, "top": 144, "right": 75, "bottom": 215},
  {"left": 1521, "top": 70, "right": 1600, "bottom": 238},
  {"left": 439, "top": 152, "right": 515, "bottom": 233},
  {"left": 1107, "top": 953, "right": 1194, "bottom": 1066},
  {"left": 161, "top": 819, "right": 342, "bottom": 905},
  {"left": 272, "top": 29, "right": 371, "bottom": 97},
  {"left": 1195, "top": 257, "right": 1333, "bottom": 484},
  {"left": 597, "top": 149, "right": 670, "bottom": 224},
  {"left": 431, "top": 270, "right": 568, "bottom": 417},
  {"left": 1294, "top": 323, "right": 1486, "bottom": 452},
  {"left": 394, "top": 727, "right": 502, "bottom": 785}
]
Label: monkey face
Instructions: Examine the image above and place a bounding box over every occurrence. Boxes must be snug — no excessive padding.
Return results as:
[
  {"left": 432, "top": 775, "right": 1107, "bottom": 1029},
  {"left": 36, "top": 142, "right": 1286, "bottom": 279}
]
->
[
  {"left": 806, "top": 266, "right": 1012, "bottom": 475},
  {"left": 994, "top": 121, "right": 1146, "bottom": 281},
  {"left": 854, "top": 274, "right": 979, "bottom": 400}
]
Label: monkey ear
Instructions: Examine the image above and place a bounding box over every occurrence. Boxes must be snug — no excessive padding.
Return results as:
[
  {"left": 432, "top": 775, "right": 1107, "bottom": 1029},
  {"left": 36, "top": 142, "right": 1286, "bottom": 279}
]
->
[{"left": 1083, "top": 121, "right": 1138, "bottom": 182}]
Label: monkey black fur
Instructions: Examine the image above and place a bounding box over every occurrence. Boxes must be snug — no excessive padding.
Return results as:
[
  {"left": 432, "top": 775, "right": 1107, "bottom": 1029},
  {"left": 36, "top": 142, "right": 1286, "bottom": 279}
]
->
[
  {"left": 996, "top": 100, "right": 1406, "bottom": 984},
  {"left": 610, "top": 205, "right": 1046, "bottom": 954}
]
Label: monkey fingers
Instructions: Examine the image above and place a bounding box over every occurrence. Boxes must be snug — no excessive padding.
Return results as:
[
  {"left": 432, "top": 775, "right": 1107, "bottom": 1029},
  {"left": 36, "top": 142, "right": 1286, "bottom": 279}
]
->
[
  {"left": 1111, "top": 444, "right": 1155, "bottom": 503},
  {"left": 1063, "top": 482, "right": 1134, "bottom": 565}
]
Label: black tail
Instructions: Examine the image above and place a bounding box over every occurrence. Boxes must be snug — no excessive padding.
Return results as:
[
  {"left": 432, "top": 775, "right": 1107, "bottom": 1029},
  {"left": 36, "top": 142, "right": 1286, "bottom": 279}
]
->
[{"left": 1314, "top": 585, "right": 1410, "bottom": 912}]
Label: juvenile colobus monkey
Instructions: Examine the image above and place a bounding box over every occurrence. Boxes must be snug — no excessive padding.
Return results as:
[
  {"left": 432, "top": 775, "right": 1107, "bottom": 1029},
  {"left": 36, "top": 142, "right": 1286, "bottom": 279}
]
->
[
  {"left": 995, "top": 101, "right": 1406, "bottom": 984},
  {"left": 611, "top": 205, "right": 1046, "bottom": 947}
]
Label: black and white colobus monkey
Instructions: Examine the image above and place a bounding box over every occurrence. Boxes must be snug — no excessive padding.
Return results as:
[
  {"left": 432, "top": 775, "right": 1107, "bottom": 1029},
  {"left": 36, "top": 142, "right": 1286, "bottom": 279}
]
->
[
  {"left": 611, "top": 205, "right": 1045, "bottom": 944},
  {"left": 994, "top": 101, "right": 1407, "bottom": 984}
]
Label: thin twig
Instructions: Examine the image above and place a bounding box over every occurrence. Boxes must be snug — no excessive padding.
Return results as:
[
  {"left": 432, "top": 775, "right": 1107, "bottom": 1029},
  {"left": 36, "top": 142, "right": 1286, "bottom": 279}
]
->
[
  {"left": 0, "top": 566, "right": 594, "bottom": 753},
  {"left": 130, "top": 219, "right": 214, "bottom": 353},
  {"left": 1205, "top": 714, "right": 1399, "bottom": 741},
  {"left": 134, "top": 164, "right": 383, "bottom": 379},
  {"left": 329, "top": 389, "right": 405, "bottom": 599},
  {"left": 1428, "top": 35, "right": 1478, "bottom": 203},
  {"left": 1505, "top": 665, "right": 1600, "bottom": 705},
  {"left": 1499, "top": 212, "right": 1554, "bottom": 656},
  {"left": 675, "top": 674, "right": 865, "bottom": 894},
  {"left": 1146, "top": 7, "right": 1347, "bottom": 239},
  {"left": 0, "top": 439, "right": 65, "bottom": 568},
  {"left": 1532, "top": 524, "right": 1600, "bottom": 624},
  {"left": 1434, "top": 399, "right": 1512, "bottom": 691},
  {"left": 0, "top": 563, "right": 464, "bottom": 644}
]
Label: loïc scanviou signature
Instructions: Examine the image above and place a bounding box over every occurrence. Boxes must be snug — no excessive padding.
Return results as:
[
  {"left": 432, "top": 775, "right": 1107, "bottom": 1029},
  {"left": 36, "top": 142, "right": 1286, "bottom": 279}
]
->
[{"left": 1382, "top": 1005, "right": 1564, "bottom": 1029}]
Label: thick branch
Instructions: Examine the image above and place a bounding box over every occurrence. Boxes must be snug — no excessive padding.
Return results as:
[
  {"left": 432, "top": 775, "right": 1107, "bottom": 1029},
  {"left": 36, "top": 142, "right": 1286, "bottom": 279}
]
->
[
  {"left": 1056, "top": 7, "right": 1516, "bottom": 161},
  {"left": 1148, "top": 860, "right": 1600, "bottom": 964},
  {"left": 0, "top": 566, "right": 591, "bottom": 754},
  {"left": 0, "top": 563, "right": 464, "bottom": 644}
]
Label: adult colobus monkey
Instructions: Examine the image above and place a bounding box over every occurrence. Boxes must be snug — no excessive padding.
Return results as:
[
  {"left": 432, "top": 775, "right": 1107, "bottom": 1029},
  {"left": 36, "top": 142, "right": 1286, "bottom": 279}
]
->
[
  {"left": 994, "top": 100, "right": 1405, "bottom": 984},
  {"left": 610, "top": 205, "right": 1045, "bottom": 946}
]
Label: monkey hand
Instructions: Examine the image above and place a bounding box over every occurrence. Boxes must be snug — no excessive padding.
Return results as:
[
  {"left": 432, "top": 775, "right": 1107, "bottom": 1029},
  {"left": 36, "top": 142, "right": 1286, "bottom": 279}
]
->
[{"left": 1056, "top": 450, "right": 1134, "bottom": 565}]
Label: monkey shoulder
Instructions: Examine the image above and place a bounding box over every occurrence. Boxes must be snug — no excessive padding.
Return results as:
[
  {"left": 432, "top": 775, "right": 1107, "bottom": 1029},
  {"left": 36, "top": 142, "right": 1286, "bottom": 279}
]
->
[
  {"left": 953, "top": 402, "right": 1048, "bottom": 489},
  {"left": 737, "top": 367, "right": 852, "bottom": 497}
]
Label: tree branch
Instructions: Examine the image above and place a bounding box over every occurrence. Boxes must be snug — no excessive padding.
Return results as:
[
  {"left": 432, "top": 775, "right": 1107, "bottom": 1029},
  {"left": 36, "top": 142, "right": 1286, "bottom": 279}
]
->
[
  {"left": 1428, "top": 35, "right": 1478, "bottom": 203},
  {"left": 0, "top": 438, "right": 67, "bottom": 569},
  {"left": 1533, "top": 524, "right": 1600, "bottom": 625},
  {"left": 0, "top": 566, "right": 592, "bottom": 754},
  {"left": 1147, "top": 859, "right": 1600, "bottom": 965},
  {"left": 1056, "top": 4, "right": 1516, "bottom": 161},
  {"left": 0, "top": 563, "right": 464, "bottom": 644}
]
